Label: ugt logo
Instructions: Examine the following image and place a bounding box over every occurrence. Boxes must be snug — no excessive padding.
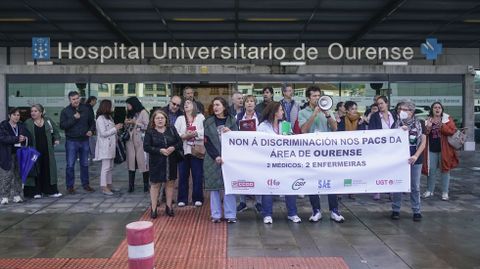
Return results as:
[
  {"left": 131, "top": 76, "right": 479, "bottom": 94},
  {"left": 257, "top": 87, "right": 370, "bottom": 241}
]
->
[
  {"left": 420, "top": 38, "right": 442, "bottom": 60},
  {"left": 32, "top": 37, "right": 50, "bottom": 60}
]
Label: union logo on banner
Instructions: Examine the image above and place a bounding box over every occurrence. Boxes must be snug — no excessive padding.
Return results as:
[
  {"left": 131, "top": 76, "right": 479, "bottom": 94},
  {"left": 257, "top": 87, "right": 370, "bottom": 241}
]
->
[{"left": 32, "top": 37, "right": 50, "bottom": 60}]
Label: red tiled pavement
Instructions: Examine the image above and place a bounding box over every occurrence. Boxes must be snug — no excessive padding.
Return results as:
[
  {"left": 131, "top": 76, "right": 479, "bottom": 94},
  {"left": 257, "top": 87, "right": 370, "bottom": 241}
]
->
[{"left": 0, "top": 204, "right": 348, "bottom": 269}]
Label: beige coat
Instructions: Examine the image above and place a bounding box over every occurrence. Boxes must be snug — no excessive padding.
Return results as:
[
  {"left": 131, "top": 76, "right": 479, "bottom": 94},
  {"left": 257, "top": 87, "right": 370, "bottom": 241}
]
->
[
  {"left": 125, "top": 109, "right": 149, "bottom": 172},
  {"left": 94, "top": 115, "right": 117, "bottom": 161}
]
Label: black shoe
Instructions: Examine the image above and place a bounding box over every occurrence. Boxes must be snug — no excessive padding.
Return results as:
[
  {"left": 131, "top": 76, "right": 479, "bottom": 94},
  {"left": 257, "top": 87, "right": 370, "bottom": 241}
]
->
[
  {"left": 83, "top": 185, "right": 95, "bottom": 192},
  {"left": 413, "top": 213, "right": 422, "bottom": 222},
  {"left": 166, "top": 205, "right": 174, "bottom": 217},
  {"left": 254, "top": 203, "right": 263, "bottom": 213},
  {"left": 143, "top": 172, "right": 150, "bottom": 193},
  {"left": 150, "top": 207, "right": 157, "bottom": 219},
  {"left": 391, "top": 211, "right": 400, "bottom": 220},
  {"left": 128, "top": 171, "right": 135, "bottom": 193},
  {"left": 237, "top": 202, "right": 248, "bottom": 212}
]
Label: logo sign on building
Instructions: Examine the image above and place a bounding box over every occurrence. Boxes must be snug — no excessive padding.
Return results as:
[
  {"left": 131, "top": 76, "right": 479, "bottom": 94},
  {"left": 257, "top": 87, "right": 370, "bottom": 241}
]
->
[
  {"left": 31, "top": 37, "right": 443, "bottom": 63},
  {"left": 420, "top": 38, "right": 442, "bottom": 60},
  {"left": 32, "top": 37, "right": 50, "bottom": 60}
]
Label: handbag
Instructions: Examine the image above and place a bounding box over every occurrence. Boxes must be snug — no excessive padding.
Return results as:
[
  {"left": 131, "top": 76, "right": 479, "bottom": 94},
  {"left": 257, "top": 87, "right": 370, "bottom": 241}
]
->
[
  {"left": 191, "top": 142, "right": 206, "bottom": 159},
  {"left": 447, "top": 128, "right": 466, "bottom": 150},
  {"left": 114, "top": 138, "right": 127, "bottom": 164},
  {"left": 119, "top": 129, "right": 130, "bottom": 142}
]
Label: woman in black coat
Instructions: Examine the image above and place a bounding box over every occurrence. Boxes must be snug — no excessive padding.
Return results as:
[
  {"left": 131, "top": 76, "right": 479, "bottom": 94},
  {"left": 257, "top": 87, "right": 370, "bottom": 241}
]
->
[
  {"left": 0, "top": 108, "right": 29, "bottom": 204},
  {"left": 143, "top": 109, "right": 183, "bottom": 219},
  {"left": 366, "top": 96, "right": 397, "bottom": 200}
]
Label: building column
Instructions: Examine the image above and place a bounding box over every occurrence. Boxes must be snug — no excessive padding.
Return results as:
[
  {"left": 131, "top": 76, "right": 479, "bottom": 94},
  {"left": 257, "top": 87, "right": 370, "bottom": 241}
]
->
[
  {"left": 0, "top": 73, "right": 5, "bottom": 119},
  {"left": 463, "top": 68, "right": 475, "bottom": 151}
]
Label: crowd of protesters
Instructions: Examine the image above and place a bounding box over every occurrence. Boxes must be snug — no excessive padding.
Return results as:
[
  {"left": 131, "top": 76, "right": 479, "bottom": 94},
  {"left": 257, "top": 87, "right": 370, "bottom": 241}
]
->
[{"left": 0, "top": 85, "right": 461, "bottom": 224}]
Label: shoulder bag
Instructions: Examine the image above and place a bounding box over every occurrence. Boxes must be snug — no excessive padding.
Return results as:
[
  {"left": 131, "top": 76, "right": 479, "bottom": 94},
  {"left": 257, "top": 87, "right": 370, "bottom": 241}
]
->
[{"left": 447, "top": 128, "right": 466, "bottom": 150}]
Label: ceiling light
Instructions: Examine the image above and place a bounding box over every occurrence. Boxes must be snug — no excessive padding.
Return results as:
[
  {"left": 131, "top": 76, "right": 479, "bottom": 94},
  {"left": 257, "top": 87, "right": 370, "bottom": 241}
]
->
[
  {"left": 246, "top": 18, "right": 298, "bottom": 22},
  {"left": 382, "top": 61, "right": 408, "bottom": 66},
  {"left": 0, "top": 18, "right": 35, "bottom": 22},
  {"left": 280, "top": 61, "right": 306, "bottom": 66},
  {"left": 173, "top": 18, "right": 225, "bottom": 22}
]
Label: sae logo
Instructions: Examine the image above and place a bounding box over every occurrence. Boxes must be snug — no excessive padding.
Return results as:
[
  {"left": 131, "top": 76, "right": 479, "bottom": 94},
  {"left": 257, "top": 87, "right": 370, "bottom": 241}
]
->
[
  {"left": 420, "top": 38, "right": 442, "bottom": 60},
  {"left": 32, "top": 37, "right": 50, "bottom": 60},
  {"left": 318, "top": 179, "right": 331, "bottom": 189}
]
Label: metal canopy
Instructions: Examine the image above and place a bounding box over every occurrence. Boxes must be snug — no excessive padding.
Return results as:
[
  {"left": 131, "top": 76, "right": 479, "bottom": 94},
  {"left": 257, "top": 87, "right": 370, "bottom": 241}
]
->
[{"left": 0, "top": 0, "right": 479, "bottom": 47}]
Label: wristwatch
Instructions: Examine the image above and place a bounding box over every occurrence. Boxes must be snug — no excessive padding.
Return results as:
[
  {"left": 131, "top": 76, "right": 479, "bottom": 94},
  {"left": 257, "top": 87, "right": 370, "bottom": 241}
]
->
[{"left": 325, "top": 115, "right": 331, "bottom": 119}]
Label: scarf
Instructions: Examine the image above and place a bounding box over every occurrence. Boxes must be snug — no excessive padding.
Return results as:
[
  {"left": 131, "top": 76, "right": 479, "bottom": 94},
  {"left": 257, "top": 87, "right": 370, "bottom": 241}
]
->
[
  {"left": 345, "top": 113, "right": 361, "bottom": 131},
  {"left": 395, "top": 116, "right": 423, "bottom": 148}
]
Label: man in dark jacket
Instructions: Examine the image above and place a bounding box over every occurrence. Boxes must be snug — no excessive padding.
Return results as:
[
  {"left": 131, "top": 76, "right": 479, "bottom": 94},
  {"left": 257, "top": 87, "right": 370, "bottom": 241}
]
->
[
  {"left": 183, "top": 86, "right": 205, "bottom": 115},
  {"left": 162, "top": 95, "right": 183, "bottom": 126},
  {"left": 60, "top": 91, "right": 95, "bottom": 194},
  {"left": 255, "top": 86, "right": 274, "bottom": 116}
]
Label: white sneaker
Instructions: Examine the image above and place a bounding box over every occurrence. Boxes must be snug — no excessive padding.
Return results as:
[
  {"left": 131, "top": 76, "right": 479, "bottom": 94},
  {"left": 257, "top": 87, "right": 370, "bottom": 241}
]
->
[
  {"left": 441, "top": 192, "right": 449, "bottom": 201},
  {"left": 0, "top": 198, "right": 8, "bottom": 205},
  {"left": 49, "top": 193, "right": 63, "bottom": 198},
  {"left": 13, "top": 196, "right": 23, "bottom": 203},
  {"left": 309, "top": 211, "right": 322, "bottom": 222},
  {"left": 194, "top": 201, "right": 202, "bottom": 207},
  {"left": 33, "top": 194, "right": 42, "bottom": 199},
  {"left": 178, "top": 202, "right": 186, "bottom": 207},
  {"left": 263, "top": 216, "right": 273, "bottom": 224},
  {"left": 422, "top": 191, "right": 433, "bottom": 198},
  {"left": 287, "top": 215, "right": 302, "bottom": 223},
  {"left": 330, "top": 210, "right": 345, "bottom": 223}
]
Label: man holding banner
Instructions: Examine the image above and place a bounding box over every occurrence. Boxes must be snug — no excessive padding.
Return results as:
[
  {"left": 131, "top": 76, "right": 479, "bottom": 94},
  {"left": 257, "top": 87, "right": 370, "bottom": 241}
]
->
[{"left": 298, "top": 85, "right": 345, "bottom": 223}]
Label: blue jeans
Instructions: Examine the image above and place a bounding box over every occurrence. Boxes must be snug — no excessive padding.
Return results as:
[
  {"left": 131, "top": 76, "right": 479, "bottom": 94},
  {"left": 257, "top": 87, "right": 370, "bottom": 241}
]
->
[
  {"left": 309, "top": 194, "right": 339, "bottom": 212},
  {"left": 178, "top": 155, "right": 204, "bottom": 204},
  {"left": 427, "top": 151, "right": 450, "bottom": 194},
  {"left": 65, "top": 139, "right": 90, "bottom": 189},
  {"left": 392, "top": 163, "right": 422, "bottom": 214},
  {"left": 262, "top": 195, "right": 297, "bottom": 217},
  {"left": 210, "top": 191, "right": 236, "bottom": 220}
]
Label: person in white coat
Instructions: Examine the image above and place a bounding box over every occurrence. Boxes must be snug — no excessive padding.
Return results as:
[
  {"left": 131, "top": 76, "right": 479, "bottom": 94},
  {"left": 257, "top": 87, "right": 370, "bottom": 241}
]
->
[{"left": 94, "top": 100, "right": 123, "bottom": 195}]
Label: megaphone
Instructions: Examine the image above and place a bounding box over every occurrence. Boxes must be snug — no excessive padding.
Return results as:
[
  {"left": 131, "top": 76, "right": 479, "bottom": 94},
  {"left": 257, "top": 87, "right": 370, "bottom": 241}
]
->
[{"left": 317, "top": 96, "right": 333, "bottom": 111}]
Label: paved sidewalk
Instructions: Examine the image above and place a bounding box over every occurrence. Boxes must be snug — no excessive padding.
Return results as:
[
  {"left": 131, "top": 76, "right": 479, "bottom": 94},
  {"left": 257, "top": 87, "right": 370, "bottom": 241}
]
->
[{"left": 0, "top": 150, "right": 479, "bottom": 268}]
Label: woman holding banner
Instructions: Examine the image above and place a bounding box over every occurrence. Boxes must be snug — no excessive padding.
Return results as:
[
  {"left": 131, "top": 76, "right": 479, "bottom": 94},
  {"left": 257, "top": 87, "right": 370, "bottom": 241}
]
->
[
  {"left": 367, "top": 96, "right": 397, "bottom": 200},
  {"left": 258, "top": 102, "right": 301, "bottom": 224},
  {"left": 391, "top": 100, "right": 426, "bottom": 222},
  {"left": 235, "top": 95, "right": 263, "bottom": 213},
  {"left": 337, "top": 100, "right": 367, "bottom": 200},
  {"left": 203, "top": 97, "right": 238, "bottom": 223}
]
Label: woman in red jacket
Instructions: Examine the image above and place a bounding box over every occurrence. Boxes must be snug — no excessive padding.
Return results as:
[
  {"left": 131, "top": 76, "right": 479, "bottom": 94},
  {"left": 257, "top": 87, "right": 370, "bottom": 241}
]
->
[{"left": 422, "top": 102, "right": 459, "bottom": 201}]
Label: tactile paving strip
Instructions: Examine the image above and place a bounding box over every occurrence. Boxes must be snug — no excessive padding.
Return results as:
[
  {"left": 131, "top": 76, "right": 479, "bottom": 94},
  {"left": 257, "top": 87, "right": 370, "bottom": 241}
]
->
[{"left": 0, "top": 200, "right": 348, "bottom": 269}]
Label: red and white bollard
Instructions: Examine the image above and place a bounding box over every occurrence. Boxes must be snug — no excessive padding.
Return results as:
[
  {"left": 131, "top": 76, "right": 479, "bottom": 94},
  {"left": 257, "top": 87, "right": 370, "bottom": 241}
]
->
[{"left": 126, "top": 221, "right": 155, "bottom": 269}]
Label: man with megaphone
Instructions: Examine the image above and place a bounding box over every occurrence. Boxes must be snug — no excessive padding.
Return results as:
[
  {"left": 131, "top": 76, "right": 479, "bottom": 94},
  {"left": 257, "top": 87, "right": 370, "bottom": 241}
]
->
[{"left": 298, "top": 85, "right": 345, "bottom": 223}]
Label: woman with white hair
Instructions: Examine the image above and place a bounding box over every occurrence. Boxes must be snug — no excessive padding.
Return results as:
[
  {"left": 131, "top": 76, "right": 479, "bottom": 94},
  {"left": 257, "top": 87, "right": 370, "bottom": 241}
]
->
[{"left": 391, "top": 100, "right": 426, "bottom": 222}]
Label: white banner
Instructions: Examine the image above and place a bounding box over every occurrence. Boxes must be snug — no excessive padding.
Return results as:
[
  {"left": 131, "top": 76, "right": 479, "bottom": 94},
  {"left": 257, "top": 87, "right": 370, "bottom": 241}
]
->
[{"left": 222, "top": 129, "right": 411, "bottom": 195}]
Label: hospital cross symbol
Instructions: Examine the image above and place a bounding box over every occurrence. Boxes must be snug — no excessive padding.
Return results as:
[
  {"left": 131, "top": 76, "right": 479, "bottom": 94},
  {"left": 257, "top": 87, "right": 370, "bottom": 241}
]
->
[{"left": 421, "top": 38, "right": 442, "bottom": 60}]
